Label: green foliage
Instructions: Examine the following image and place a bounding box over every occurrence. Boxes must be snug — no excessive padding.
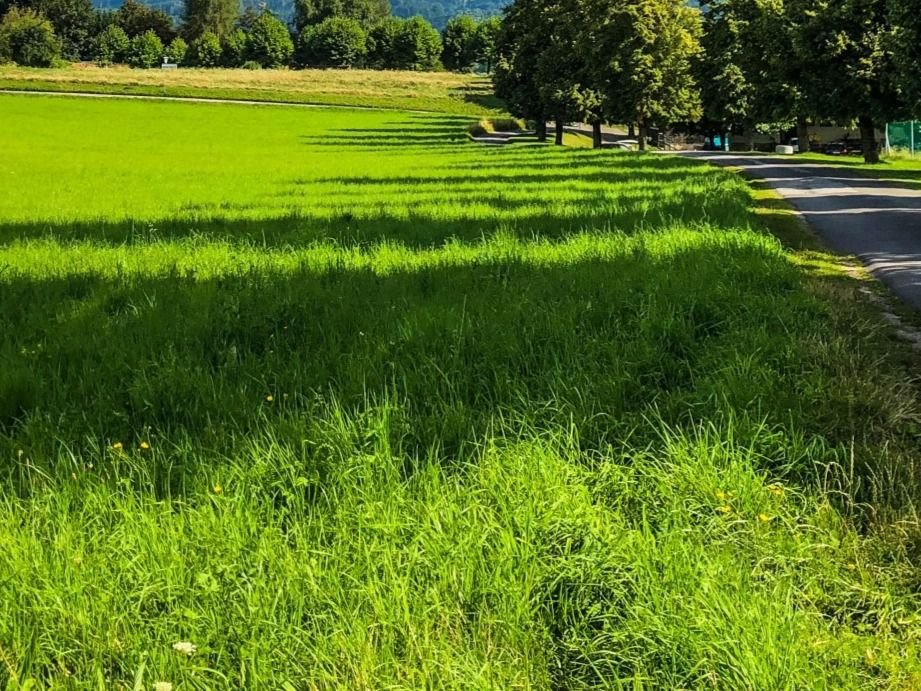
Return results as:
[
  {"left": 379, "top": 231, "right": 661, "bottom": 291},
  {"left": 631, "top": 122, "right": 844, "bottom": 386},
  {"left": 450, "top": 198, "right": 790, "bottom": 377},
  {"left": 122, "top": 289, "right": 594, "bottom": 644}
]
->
[
  {"left": 221, "top": 27, "right": 247, "bottom": 67},
  {"left": 297, "top": 16, "right": 367, "bottom": 68},
  {"left": 0, "top": 6, "right": 61, "bottom": 67},
  {"left": 115, "top": 0, "right": 175, "bottom": 44},
  {"left": 440, "top": 13, "right": 478, "bottom": 71},
  {"left": 2, "top": 94, "right": 921, "bottom": 687},
  {"left": 393, "top": 14, "right": 441, "bottom": 70},
  {"left": 25, "top": 0, "right": 93, "bottom": 59},
  {"left": 294, "top": 0, "right": 390, "bottom": 33},
  {"left": 493, "top": 0, "right": 550, "bottom": 133},
  {"left": 595, "top": 0, "right": 702, "bottom": 148},
  {"left": 391, "top": 0, "right": 502, "bottom": 30},
  {"left": 474, "top": 14, "right": 499, "bottom": 71},
  {"left": 366, "top": 14, "right": 402, "bottom": 67},
  {"left": 166, "top": 36, "right": 187, "bottom": 65},
  {"left": 890, "top": 0, "right": 921, "bottom": 116},
  {"left": 181, "top": 0, "right": 238, "bottom": 40},
  {"left": 789, "top": 0, "right": 903, "bottom": 162},
  {"left": 93, "top": 22, "right": 128, "bottom": 63},
  {"left": 246, "top": 10, "right": 293, "bottom": 68},
  {"left": 127, "top": 28, "right": 163, "bottom": 68},
  {"left": 190, "top": 29, "right": 221, "bottom": 65}
]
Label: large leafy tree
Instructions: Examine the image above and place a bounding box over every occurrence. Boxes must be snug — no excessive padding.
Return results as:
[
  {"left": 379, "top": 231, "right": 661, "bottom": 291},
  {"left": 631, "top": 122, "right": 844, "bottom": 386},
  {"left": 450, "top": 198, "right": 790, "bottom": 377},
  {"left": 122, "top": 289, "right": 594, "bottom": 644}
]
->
[
  {"left": 538, "top": 0, "right": 606, "bottom": 146},
  {"left": 246, "top": 9, "right": 293, "bottom": 67},
  {"left": 441, "top": 14, "right": 478, "bottom": 71},
  {"left": 474, "top": 15, "right": 500, "bottom": 72},
  {"left": 493, "top": 0, "right": 552, "bottom": 141},
  {"left": 366, "top": 15, "right": 402, "bottom": 67},
  {"left": 297, "top": 15, "right": 367, "bottom": 67},
  {"left": 697, "top": 0, "right": 807, "bottom": 150},
  {"left": 294, "top": 0, "right": 390, "bottom": 32},
  {"left": 182, "top": 0, "right": 239, "bottom": 40},
  {"left": 0, "top": 6, "right": 61, "bottom": 65},
  {"left": 791, "top": 0, "right": 904, "bottom": 162},
  {"left": 596, "top": 0, "right": 703, "bottom": 150},
  {"left": 392, "top": 14, "right": 440, "bottom": 70},
  {"left": 0, "top": 0, "right": 93, "bottom": 58},
  {"left": 888, "top": 0, "right": 921, "bottom": 116},
  {"left": 115, "top": 0, "right": 176, "bottom": 44}
]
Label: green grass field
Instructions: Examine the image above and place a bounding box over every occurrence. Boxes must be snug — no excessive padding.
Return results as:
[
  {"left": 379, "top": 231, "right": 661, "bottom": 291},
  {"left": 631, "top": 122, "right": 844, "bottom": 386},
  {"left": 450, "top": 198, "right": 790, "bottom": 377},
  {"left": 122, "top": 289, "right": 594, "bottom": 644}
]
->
[
  {"left": 3, "top": 93, "right": 921, "bottom": 689},
  {"left": 790, "top": 151, "right": 921, "bottom": 188},
  {"left": 0, "top": 64, "right": 502, "bottom": 115}
]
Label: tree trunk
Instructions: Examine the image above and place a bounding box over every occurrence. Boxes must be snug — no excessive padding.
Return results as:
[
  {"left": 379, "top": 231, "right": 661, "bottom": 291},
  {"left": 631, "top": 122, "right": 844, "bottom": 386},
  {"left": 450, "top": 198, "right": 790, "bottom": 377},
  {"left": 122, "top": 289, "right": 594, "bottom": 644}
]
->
[
  {"left": 536, "top": 119, "right": 547, "bottom": 142},
  {"left": 638, "top": 121, "right": 647, "bottom": 152},
  {"left": 592, "top": 120, "right": 603, "bottom": 149},
  {"left": 859, "top": 115, "right": 880, "bottom": 163},
  {"left": 745, "top": 126, "right": 755, "bottom": 152},
  {"left": 628, "top": 123, "right": 636, "bottom": 138},
  {"left": 554, "top": 117, "right": 564, "bottom": 146},
  {"left": 796, "top": 116, "right": 810, "bottom": 153}
]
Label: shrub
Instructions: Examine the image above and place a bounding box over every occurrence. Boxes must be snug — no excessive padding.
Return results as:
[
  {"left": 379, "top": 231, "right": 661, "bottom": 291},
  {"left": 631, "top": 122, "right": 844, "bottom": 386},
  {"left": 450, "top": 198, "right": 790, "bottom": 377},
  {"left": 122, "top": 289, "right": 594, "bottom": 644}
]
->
[
  {"left": 93, "top": 23, "right": 129, "bottom": 64},
  {"left": 0, "top": 7, "right": 62, "bottom": 67},
  {"left": 241, "top": 59, "right": 260, "bottom": 70},
  {"left": 190, "top": 29, "right": 221, "bottom": 66},
  {"left": 297, "top": 16, "right": 367, "bottom": 68},
  {"left": 165, "top": 36, "right": 187, "bottom": 65},
  {"left": 366, "top": 16, "right": 402, "bottom": 69},
  {"left": 221, "top": 28, "right": 247, "bottom": 67},
  {"left": 467, "top": 117, "right": 523, "bottom": 137},
  {"left": 441, "top": 14, "right": 478, "bottom": 72},
  {"left": 393, "top": 15, "right": 441, "bottom": 71},
  {"left": 127, "top": 28, "right": 163, "bottom": 68},
  {"left": 246, "top": 10, "right": 292, "bottom": 68}
]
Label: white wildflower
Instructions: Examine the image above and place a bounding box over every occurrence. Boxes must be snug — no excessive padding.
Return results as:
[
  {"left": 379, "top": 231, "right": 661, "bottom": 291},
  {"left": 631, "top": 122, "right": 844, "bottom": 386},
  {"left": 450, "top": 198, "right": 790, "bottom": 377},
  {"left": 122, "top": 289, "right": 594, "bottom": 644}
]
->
[{"left": 172, "top": 641, "right": 196, "bottom": 656}]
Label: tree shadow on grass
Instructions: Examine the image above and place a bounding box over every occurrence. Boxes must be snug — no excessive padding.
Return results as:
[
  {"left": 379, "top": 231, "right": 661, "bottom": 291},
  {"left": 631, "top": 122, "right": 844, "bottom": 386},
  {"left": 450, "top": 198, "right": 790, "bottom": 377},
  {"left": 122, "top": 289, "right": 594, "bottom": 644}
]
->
[
  {"left": 1, "top": 230, "right": 904, "bottom": 503},
  {"left": 0, "top": 154, "right": 750, "bottom": 247}
]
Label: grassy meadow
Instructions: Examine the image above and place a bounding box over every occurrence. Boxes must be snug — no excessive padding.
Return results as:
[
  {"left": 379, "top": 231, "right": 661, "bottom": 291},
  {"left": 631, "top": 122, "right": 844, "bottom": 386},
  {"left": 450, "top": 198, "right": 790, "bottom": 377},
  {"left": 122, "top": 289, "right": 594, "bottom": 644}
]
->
[
  {"left": 3, "top": 93, "right": 921, "bottom": 689},
  {"left": 0, "top": 64, "right": 501, "bottom": 115}
]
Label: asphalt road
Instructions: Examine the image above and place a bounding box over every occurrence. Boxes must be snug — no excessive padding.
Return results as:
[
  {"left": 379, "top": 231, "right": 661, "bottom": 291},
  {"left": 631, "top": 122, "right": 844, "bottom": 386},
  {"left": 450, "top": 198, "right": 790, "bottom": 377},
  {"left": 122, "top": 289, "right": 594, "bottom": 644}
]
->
[{"left": 685, "top": 152, "right": 921, "bottom": 311}]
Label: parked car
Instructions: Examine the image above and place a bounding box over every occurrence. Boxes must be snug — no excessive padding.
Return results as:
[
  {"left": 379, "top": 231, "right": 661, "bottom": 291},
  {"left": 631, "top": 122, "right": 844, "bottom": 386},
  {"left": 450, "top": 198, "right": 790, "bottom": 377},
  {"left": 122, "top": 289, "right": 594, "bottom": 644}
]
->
[{"left": 823, "top": 139, "right": 864, "bottom": 156}]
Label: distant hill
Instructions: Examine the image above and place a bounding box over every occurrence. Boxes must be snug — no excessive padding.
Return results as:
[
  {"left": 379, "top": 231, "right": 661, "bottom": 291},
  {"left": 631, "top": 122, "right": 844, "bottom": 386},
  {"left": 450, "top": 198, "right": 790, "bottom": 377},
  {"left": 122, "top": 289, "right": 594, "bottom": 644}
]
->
[{"left": 90, "top": 0, "right": 506, "bottom": 29}]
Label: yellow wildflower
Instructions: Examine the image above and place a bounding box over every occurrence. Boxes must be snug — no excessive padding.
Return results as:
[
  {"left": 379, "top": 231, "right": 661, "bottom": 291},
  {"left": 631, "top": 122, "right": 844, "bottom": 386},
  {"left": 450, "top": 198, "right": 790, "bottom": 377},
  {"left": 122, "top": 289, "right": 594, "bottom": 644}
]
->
[
  {"left": 757, "top": 513, "right": 773, "bottom": 523},
  {"left": 717, "top": 505, "right": 733, "bottom": 515},
  {"left": 154, "top": 682, "right": 174, "bottom": 691},
  {"left": 265, "top": 395, "right": 274, "bottom": 402},
  {"left": 213, "top": 484, "right": 223, "bottom": 494},
  {"left": 139, "top": 441, "right": 150, "bottom": 450},
  {"left": 768, "top": 484, "right": 784, "bottom": 496},
  {"left": 112, "top": 441, "right": 123, "bottom": 451}
]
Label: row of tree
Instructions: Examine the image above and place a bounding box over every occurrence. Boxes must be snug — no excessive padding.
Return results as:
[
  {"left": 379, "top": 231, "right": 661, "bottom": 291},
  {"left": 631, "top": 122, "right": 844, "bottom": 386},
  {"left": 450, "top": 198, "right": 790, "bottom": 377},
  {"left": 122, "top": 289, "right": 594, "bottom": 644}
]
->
[
  {"left": 494, "top": 0, "right": 921, "bottom": 163},
  {"left": 0, "top": 0, "right": 500, "bottom": 72}
]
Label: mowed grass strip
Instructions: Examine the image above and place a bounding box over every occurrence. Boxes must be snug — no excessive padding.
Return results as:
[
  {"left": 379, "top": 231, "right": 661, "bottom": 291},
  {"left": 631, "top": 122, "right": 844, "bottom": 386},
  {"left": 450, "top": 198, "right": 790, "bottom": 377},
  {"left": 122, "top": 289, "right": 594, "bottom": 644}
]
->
[
  {"left": 0, "top": 63, "right": 502, "bottom": 115},
  {"left": 1, "top": 94, "right": 921, "bottom": 689}
]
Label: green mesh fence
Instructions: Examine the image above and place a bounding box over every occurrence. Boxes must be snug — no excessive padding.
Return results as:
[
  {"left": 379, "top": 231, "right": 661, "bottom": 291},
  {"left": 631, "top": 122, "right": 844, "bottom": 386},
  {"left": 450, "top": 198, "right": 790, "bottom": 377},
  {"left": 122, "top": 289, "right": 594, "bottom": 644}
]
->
[{"left": 887, "top": 121, "right": 921, "bottom": 154}]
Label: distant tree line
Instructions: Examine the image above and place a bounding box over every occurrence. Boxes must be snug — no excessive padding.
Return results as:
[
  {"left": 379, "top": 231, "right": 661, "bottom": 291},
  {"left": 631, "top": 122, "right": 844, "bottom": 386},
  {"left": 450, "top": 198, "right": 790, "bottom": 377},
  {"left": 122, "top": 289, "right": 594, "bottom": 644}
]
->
[
  {"left": 0, "top": 0, "right": 499, "bottom": 72},
  {"left": 494, "top": 0, "right": 921, "bottom": 162}
]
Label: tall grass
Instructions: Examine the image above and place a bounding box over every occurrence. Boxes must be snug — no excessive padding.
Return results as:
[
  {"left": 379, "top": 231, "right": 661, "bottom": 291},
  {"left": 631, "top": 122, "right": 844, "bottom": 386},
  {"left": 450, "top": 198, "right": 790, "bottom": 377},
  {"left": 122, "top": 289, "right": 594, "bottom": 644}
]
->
[
  {"left": 1, "top": 94, "right": 921, "bottom": 688},
  {"left": 0, "top": 64, "right": 502, "bottom": 115}
]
